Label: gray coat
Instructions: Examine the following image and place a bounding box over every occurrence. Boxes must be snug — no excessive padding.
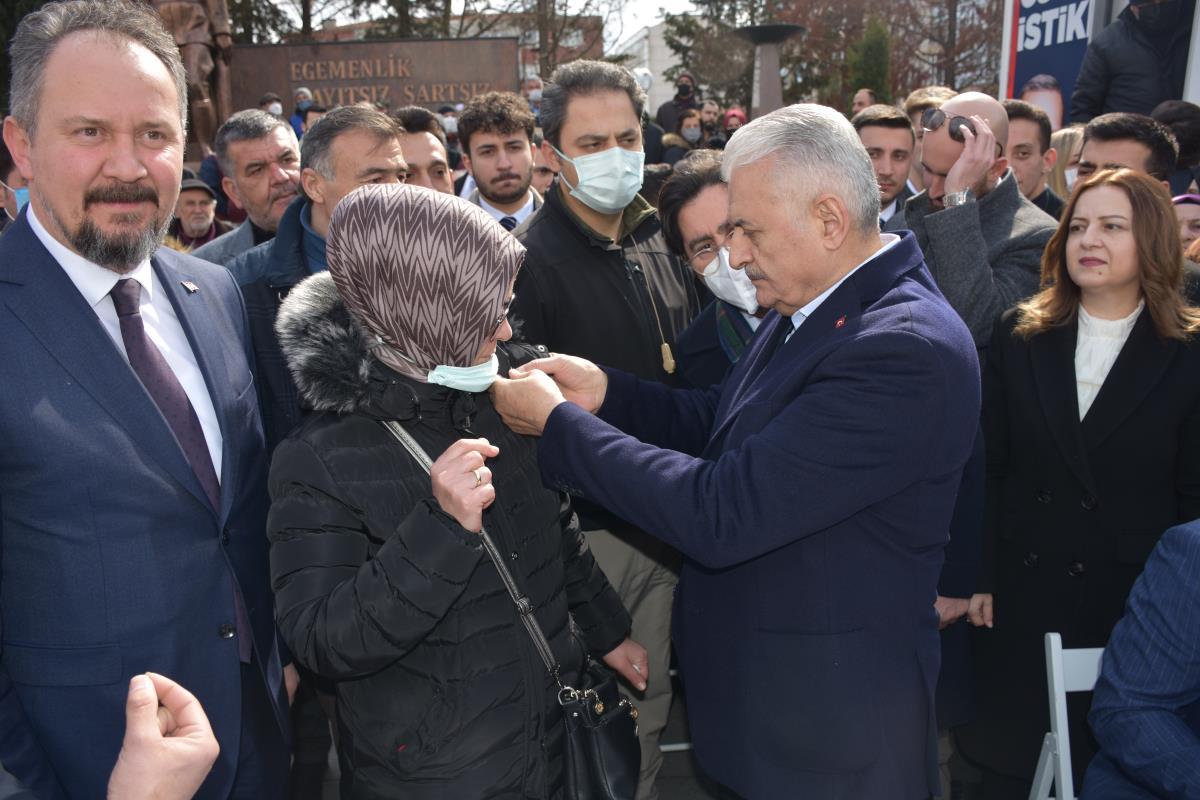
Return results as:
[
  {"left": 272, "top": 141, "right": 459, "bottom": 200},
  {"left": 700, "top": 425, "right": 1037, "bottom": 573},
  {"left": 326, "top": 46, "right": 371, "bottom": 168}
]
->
[
  {"left": 192, "top": 220, "right": 256, "bottom": 266},
  {"left": 886, "top": 170, "right": 1056, "bottom": 348}
]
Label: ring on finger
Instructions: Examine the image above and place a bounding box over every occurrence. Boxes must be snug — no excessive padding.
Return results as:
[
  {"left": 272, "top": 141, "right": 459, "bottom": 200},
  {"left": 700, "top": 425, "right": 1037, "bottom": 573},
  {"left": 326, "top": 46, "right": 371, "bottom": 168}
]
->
[{"left": 473, "top": 468, "right": 483, "bottom": 488}]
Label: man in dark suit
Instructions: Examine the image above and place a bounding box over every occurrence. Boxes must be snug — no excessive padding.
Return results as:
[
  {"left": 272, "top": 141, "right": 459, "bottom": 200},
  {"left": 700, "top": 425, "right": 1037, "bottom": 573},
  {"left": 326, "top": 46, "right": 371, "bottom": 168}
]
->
[
  {"left": 1084, "top": 519, "right": 1200, "bottom": 797},
  {"left": 493, "top": 103, "right": 980, "bottom": 799},
  {"left": 0, "top": 2, "right": 291, "bottom": 797}
]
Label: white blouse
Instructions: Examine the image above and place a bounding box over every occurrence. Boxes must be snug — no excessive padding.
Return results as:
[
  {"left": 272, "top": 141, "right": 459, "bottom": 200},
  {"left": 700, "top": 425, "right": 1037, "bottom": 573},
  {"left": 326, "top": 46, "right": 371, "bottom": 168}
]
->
[{"left": 1075, "top": 300, "right": 1144, "bottom": 419}]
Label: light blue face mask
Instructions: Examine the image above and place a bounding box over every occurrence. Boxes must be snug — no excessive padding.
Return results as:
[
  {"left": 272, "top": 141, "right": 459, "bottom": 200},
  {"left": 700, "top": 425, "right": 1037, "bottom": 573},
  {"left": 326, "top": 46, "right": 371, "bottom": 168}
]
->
[
  {"left": 2, "top": 181, "right": 28, "bottom": 221},
  {"left": 426, "top": 353, "right": 499, "bottom": 393},
  {"left": 552, "top": 144, "right": 645, "bottom": 215}
]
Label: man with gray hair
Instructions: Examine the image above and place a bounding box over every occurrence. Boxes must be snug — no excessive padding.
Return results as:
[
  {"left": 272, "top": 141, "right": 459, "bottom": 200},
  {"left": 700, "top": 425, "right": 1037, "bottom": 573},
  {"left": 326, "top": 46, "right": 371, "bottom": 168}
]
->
[
  {"left": 492, "top": 102, "right": 980, "bottom": 799},
  {"left": 225, "top": 103, "right": 406, "bottom": 449},
  {"left": 0, "top": 1, "right": 291, "bottom": 797},
  {"left": 192, "top": 108, "right": 300, "bottom": 265}
]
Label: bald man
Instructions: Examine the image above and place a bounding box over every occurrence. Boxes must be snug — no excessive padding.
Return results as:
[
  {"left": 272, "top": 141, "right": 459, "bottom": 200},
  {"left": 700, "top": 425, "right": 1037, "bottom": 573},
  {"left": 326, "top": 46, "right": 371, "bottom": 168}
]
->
[{"left": 887, "top": 91, "right": 1056, "bottom": 350}]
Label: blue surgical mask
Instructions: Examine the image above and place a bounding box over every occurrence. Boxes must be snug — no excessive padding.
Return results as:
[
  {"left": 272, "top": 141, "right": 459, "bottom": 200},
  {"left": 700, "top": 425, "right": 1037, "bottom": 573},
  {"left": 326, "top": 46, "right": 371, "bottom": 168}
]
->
[
  {"left": 426, "top": 353, "right": 499, "bottom": 393},
  {"left": 682, "top": 127, "right": 702, "bottom": 144},
  {"left": 297, "top": 99, "right": 313, "bottom": 112},
  {"left": 1, "top": 180, "right": 28, "bottom": 221},
  {"left": 553, "top": 145, "right": 645, "bottom": 214}
]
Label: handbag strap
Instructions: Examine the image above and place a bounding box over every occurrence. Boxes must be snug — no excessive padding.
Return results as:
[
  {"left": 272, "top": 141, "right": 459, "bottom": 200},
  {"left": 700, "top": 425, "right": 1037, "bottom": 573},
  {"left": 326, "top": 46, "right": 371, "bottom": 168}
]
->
[{"left": 379, "top": 420, "right": 564, "bottom": 685}]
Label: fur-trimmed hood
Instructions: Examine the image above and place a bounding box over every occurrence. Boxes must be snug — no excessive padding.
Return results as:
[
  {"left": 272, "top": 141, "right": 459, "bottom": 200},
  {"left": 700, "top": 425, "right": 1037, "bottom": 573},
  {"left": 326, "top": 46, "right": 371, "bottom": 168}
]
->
[{"left": 275, "top": 270, "right": 380, "bottom": 415}]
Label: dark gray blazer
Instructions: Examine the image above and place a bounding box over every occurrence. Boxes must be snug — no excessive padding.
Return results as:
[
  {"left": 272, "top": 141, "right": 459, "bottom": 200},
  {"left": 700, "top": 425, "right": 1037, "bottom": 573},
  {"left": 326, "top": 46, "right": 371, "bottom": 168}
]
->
[
  {"left": 886, "top": 170, "right": 1056, "bottom": 349},
  {"left": 192, "top": 220, "right": 256, "bottom": 266}
]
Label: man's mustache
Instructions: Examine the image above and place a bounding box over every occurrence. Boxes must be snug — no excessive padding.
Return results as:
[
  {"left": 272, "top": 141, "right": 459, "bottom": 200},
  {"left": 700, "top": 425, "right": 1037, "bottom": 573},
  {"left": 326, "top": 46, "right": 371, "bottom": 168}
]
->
[
  {"left": 269, "top": 183, "right": 299, "bottom": 204},
  {"left": 85, "top": 184, "right": 159, "bottom": 208}
]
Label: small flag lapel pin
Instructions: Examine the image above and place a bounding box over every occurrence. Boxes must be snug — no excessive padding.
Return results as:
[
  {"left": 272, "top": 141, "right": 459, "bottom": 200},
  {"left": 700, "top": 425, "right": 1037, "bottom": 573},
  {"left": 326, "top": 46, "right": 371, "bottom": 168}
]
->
[
  {"left": 835, "top": 315, "right": 846, "bottom": 329},
  {"left": 181, "top": 280, "right": 199, "bottom": 294}
]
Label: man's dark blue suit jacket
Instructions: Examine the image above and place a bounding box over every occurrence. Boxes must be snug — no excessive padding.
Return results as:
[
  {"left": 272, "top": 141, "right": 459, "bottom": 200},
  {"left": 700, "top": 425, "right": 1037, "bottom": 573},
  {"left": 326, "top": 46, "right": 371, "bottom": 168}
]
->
[
  {"left": 537, "top": 232, "right": 980, "bottom": 799},
  {"left": 1083, "top": 520, "right": 1200, "bottom": 798},
  {"left": 0, "top": 211, "right": 288, "bottom": 798}
]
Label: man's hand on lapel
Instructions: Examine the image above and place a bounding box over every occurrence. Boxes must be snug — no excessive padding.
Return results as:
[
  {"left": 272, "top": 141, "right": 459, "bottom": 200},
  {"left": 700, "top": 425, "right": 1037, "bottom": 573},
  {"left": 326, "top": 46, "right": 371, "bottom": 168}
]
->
[
  {"left": 491, "top": 368, "right": 568, "bottom": 437},
  {"left": 509, "top": 354, "right": 608, "bottom": 413}
]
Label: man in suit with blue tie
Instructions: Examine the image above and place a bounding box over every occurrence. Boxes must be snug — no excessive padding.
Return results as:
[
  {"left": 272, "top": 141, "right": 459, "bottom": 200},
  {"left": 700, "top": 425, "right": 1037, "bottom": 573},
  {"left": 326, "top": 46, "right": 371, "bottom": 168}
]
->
[
  {"left": 1083, "top": 519, "right": 1200, "bottom": 798},
  {"left": 492, "top": 103, "right": 980, "bottom": 799},
  {"left": 0, "top": 2, "right": 292, "bottom": 797}
]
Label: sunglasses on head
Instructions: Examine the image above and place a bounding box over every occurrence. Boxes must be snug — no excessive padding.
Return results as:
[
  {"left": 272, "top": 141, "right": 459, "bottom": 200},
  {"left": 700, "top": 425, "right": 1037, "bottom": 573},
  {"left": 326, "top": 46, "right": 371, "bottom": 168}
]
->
[{"left": 921, "top": 107, "right": 1004, "bottom": 156}]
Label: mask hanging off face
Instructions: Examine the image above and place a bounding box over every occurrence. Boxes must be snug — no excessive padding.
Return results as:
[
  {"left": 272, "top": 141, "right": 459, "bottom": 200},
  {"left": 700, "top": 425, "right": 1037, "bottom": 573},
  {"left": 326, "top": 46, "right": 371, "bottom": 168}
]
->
[
  {"left": 1, "top": 180, "right": 28, "bottom": 222},
  {"left": 702, "top": 247, "right": 759, "bottom": 314},
  {"left": 426, "top": 353, "right": 500, "bottom": 393},
  {"left": 552, "top": 145, "right": 645, "bottom": 215}
]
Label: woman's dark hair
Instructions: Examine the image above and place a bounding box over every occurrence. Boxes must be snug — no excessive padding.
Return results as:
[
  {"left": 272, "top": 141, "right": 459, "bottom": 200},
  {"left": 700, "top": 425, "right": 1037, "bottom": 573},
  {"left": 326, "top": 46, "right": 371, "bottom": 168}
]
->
[
  {"left": 1016, "top": 168, "right": 1200, "bottom": 341},
  {"left": 657, "top": 149, "right": 723, "bottom": 258},
  {"left": 675, "top": 108, "right": 702, "bottom": 136}
]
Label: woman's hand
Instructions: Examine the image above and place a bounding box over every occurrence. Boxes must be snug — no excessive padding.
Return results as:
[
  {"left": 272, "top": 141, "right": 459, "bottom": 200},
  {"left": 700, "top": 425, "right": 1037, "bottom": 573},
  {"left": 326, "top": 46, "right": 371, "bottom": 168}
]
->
[
  {"left": 431, "top": 438, "right": 500, "bottom": 533},
  {"left": 602, "top": 638, "right": 648, "bottom": 692},
  {"left": 967, "top": 593, "right": 994, "bottom": 628}
]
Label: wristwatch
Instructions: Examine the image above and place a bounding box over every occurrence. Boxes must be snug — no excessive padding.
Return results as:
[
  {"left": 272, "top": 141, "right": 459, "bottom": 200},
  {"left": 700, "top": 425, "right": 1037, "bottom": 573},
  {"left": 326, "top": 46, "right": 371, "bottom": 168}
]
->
[{"left": 944, "top": 188, "right": 974, "bottom": 207}]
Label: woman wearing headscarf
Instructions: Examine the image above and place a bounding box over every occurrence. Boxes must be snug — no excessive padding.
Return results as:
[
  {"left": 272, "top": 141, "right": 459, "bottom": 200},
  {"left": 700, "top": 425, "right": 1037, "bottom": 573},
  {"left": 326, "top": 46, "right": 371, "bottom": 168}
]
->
[{"left": 268, "top": 184, "right": 644, "bottom": 799}]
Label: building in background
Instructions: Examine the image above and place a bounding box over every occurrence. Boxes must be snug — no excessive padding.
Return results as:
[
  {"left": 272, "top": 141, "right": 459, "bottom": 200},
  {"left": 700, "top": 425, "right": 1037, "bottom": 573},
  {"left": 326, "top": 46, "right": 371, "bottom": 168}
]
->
[
  {"left": 614, "top": 22, "right": 683, "bottom": 114},
  {"left": 306, "top": 14, "right": 603, "bottom": 83}
]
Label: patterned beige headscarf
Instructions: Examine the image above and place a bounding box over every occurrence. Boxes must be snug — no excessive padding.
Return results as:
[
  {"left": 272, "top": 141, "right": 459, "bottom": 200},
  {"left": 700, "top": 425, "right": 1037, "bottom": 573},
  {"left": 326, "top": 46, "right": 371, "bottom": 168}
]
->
[{"left": 326, "top": 183, "right": 525, "bottom": 381}]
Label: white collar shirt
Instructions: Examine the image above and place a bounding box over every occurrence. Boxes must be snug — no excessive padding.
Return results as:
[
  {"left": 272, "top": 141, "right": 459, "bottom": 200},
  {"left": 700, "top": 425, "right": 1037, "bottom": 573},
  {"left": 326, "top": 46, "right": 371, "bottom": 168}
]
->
[
  {"left": 480, "top": 192, "right": 536, "bottom": 226},
  {"left": 786, "top": 233, "right": 902, "bottom": 339},
  {"left": 27, "top": 204, "right": 223, "bottom": 478},
  {"left": 879, "top": 198, "right": 899, "bottom": 224}
]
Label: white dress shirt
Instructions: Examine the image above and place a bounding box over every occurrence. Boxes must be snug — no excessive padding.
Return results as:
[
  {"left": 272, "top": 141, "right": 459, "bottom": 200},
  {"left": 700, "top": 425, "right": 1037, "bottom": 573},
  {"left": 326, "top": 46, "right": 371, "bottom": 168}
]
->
[
  {"left": 480, "top": 192, "right": 536, "bottom": 227},
  {"left": 879, "top": 198, "right": 899, "bottom": 225},
  {"left": 1075, "top": 300, "right": 1143, "bottom": 420},
  {"left": 28, "top": 204, "right": 224, "bottom": 477},
  {"left": 785, "top": 233, "right": 902, "bottom": 340}
]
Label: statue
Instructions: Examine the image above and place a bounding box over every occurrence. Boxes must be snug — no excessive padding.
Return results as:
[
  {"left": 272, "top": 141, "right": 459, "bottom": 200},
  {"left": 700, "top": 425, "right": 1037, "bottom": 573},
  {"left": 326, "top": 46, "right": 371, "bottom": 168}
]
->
[{"left": 149, "top": 0, "right": 233, "bottom": 157}]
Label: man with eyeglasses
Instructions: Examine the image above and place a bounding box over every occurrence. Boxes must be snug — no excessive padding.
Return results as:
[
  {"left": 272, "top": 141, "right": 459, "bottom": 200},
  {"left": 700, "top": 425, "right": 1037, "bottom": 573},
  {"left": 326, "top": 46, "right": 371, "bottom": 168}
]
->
[
  {"left": 885, "top": 91, "right": 1056, "bottom": 352},
  {"left": 657, "top": 150, "right": 764, "bottom": 388}
]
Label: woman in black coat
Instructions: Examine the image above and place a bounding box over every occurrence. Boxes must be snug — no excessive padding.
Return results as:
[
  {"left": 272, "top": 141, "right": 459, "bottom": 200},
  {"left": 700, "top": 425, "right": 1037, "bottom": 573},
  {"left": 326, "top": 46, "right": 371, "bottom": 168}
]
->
[
  {"left": 957, "top": 168, "right": 1200, "bottom": 796},
  {"left": 268, "top": 184, "right": 643, "bottom": 800}
]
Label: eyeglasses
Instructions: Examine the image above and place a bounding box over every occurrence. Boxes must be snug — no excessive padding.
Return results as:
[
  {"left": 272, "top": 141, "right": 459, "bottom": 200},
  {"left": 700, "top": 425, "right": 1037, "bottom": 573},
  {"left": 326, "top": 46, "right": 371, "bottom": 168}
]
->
[
  {"left": 921, "top": 107, "right": 1005, "bottom": 157},
  {"left": 687, "top": 243, "right": 720, "bottom": 271},
  {"left": 492, "top": 294, "right": 515, "bottom": 334}
]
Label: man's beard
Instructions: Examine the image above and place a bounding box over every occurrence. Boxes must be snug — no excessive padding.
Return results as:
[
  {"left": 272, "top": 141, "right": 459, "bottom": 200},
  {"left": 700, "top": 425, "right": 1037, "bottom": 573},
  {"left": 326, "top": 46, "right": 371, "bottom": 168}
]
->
[
  {"left": 181, "top": 216, "right": 213, "bottom": 237},
  {"left": 51, "top": 184, "right": 168, "bottom": 273},
  {"left": 479, "top": 168, "right": 533, "bottom": 206}
]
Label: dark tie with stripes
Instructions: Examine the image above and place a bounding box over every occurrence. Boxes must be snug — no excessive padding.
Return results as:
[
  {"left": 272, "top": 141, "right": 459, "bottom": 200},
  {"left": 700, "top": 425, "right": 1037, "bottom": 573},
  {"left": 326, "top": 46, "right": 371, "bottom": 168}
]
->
[
  {"left": 110, "top": 278, "right": 252, "bottom": 663},
  {"left": 499, "top": 216, "right": 517, "bottom": 231}
]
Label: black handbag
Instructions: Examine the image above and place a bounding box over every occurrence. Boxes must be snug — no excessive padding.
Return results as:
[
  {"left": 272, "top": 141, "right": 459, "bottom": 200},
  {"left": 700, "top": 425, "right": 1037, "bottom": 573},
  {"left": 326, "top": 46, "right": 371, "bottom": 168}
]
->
[{"left": 381, "top": 421, "right": 642, "bottom": 800}]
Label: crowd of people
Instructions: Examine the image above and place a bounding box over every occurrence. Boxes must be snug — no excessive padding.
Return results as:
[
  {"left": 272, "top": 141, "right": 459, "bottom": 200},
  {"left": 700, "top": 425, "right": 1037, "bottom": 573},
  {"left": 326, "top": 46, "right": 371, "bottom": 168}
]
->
[{"left": 2, "top": 0, "right": 1200, "bottom": 799}]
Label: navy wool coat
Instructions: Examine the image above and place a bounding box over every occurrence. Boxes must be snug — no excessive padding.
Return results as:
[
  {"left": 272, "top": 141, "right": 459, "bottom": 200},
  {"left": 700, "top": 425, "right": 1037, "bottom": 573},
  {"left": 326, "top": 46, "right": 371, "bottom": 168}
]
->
[{"left": 535, "top": 232, "right": 980, "bottom": 799}]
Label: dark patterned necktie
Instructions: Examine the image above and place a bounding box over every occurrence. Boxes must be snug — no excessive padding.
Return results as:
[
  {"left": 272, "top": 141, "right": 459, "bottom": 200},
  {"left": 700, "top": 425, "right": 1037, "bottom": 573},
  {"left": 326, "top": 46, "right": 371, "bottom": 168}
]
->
[
  {"left": 499, "top": 216, "right": 517, "bottom": 231},
  {"left": 111, "top": 279, "right": 252, "bottom": 663},
  {"left": 111, "top": 279, "right": 220, "bottom": 511}
]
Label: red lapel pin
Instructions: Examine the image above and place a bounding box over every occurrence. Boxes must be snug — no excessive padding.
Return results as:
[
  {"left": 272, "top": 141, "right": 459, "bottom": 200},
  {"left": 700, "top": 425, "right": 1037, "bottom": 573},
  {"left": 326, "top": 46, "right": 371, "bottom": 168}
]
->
[{"left": 835, "top": 315, "right": 846, "bottom": 329}]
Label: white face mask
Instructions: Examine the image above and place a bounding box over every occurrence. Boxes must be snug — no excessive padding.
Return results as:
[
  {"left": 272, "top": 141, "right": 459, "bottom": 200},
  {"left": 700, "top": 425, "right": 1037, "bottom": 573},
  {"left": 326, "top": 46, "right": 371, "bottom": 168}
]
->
[
  {"left": 441, "top": 116, "right": 458, "bottom": 136},
  {"left": 1064, "top": 167, "right": 1078, "bottom": 192},
  {"left": 702, "top": 247, "right": 759, "bottom": 314},
  {"left": 553, "top": 145, "right": 645, "bottom": 215},
  {"left": 267, "top": 102, "right": 284, "bottom": 117},
  {"left": 426, "top": 353, "right": 499, "bottom": 393},
  {"left": 528, "top": 89, "right": 543, "bottom": 103}
]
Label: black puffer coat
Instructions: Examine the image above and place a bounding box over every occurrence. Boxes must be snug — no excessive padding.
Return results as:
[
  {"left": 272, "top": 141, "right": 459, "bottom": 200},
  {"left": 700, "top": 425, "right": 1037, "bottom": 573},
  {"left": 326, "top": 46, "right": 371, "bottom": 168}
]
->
[{"left": 267, "top": 272, "right": 632, "bottom": 800}]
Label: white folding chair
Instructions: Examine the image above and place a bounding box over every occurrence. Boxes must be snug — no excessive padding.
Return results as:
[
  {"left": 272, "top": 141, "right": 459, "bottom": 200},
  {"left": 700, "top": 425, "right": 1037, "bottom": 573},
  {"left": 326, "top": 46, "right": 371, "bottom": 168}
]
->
[{"left": 1028, "top": 632, "right": 1105, "bottom": 800}]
